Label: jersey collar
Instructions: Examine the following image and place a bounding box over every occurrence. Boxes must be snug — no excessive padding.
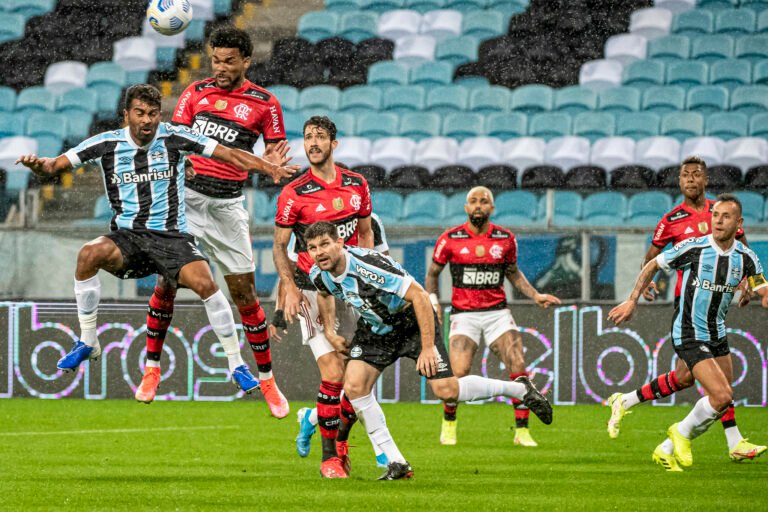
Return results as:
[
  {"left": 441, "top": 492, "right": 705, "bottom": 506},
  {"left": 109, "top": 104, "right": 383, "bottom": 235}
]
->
[
  {"left": 708, "top": 234, "right": 736, "bottom": 256},
  {"left": 680, "top": 198, "right": 712, "bottom": 215},
  {"left": 124, "top": 125, "right": 160, "bottom": 150},
  {"left": 308, "top": 165, "right": 342, "bottom": 188},
  {"left": 464, "top": 221, "right": 491, "bottom": 238}
]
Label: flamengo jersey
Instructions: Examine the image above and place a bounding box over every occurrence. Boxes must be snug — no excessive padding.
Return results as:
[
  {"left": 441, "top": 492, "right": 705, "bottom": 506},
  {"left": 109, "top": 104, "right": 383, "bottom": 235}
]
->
[
  {"left": 276, "top": 166, "right": 372, "bottom": 279},
  {"left": 433, "top": 223, "right": 517, "bottom": 313},
  {"left": 310, "top": 247, "right": 414, "bottom": 335},
  {"left": 65, "top": 124, "right": 217, "bottom": 232},
  {"left": 173, "top": 78, "right": 286, "bottom": 197},
  {"left": 652, "top": 199, "right": 745, "bottom": 296},
  {"left": 657, "top": 235, "right": 767, "bottom": 345},
  {"left": 286, "top": 211, "right": 388, "bottom": 261}
]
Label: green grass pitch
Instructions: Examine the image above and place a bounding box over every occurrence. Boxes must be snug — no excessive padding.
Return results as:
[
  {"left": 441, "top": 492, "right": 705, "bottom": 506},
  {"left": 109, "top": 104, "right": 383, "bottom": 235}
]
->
[{"left": 0, "top": 399, "right": 766, "bottom": 511}]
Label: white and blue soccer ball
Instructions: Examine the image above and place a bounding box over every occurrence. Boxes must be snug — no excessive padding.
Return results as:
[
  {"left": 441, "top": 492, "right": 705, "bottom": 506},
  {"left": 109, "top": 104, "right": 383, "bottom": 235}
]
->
[{"left": 146, "top": 0, "right": 194, "bottom": 36}]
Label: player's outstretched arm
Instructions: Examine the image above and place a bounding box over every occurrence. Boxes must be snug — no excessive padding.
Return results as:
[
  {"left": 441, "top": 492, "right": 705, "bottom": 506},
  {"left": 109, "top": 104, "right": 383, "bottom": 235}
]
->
[
  {"left": 608, "top": 259, "right": 660, "bottom": 325},
  {"left": 15, "top": 154, "right": 72, "bottom": 176},
  {"left": 505, "top": 264, "right": 561, "bottom": 308},
  {"left": 425, "top": 261, "right": 445, "bottom": 323},
  {"left": 404, "top": 281, "right": 438, "bottom": 378},
  {"left": 211, "top": 145, "right": 299, "bottom": 183}
]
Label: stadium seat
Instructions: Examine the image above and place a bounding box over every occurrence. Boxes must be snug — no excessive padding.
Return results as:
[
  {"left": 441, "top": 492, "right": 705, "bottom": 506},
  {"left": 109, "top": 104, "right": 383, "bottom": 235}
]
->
[
  {"left": 528, "top": 113, "right": 571, "bottom": 140},
  {"left": 413, "top": 137, "right": 459, "bottom": 171},
  {"left": 462, "top": 9, "right": 505, "bottom": 40},
  {"left": 691, "top": 34, "right": 734, "bottom": 63},
  {"left": 0, "top": 136, "right": 35, "bottom": 172},
  {"left": 635, "top": 136, "right": 681, "bottom": 170},
  {"left": 399, "top": 112, "right": 441, "bottom": 140},
  {"left": 8, "top": 0, "right": 55, "bottom": 18},
  {"left": 297, "top": 11, "right": 338, "bottom": 43},
  {"left": 486, "top": 113, "right": 527, "bottom": 140},
  {"left": 394, "top": 35, "right": 437, "bottom": 66},
  {"left": 371, "top": 190, "right": 404, "bottom": 223},
  {"left": 245, "top": 190, "right": 271, "bottom": 223},
  {"left": 707, "top": 59, "right": 750, "bottom": 91},
  {"left": 733, "top": 191, "right": 763, "bottom": 224},
  {"left": 4, "top": 168, "right": 31, "bottom": 194},
  {"left": 626, "top": 191, "right": 673, "bottom": 226},
  {"left": 723, "top": 137, "right": 768, "bottom": 171},
  {"left": 377, "top": 9, "right": 421, "bottom": 40},
  {"left": 420, "top": 9, "right": 463, "bottom": 41},
  {"left": 475, "top": 165, "right": 517, "bottom": 190},
  {"left": 64, "top": 110, "right": 93, "bottom": 142},
  {"left": 579, "top": 59, "right": 624, "bottom": 91},
  {"left": 353, "top": 165, "right": 387, "bottom": 187},
  {"left": 388, "top": 164, "right": 431, "bottom": 188},
  {"left": 757, "top": 10, "right": 768, "bottom": 33},
  {"left": 554, "top": 86, "right": 598, "bottom": 115},
  {"left": 716, "top": 9, "right": 756, "bottom": 35},
  {"left": 282, "top": 112, "right": 305, "bottom": 139},
  {"left": 43, "top": 61, "right": 87, "bottom": 96},
  {"left": 407, "top": 0, "right": 448, "bottom": 14},
  {"left": 340, "top": 11, "right": 379, "bottom": 44},
  {"left": 370, "top": 136, "right": 416, "bottom": 171},
  {"left": 730, "top": 85, "right": 768, "bottom": 116},
  {"left": 442, "top": 112, "right": 485, "bottom": 141},
  {"left": 299, "top": 85, "right": 341, "bottom": 112},
  {"left": 435, "top": 35, "right": 479, "bottom": 67},
  {"left": 623, "top": 59, "right": 666, "bottom": 89},
  {"left": 654, "top": 0, "right": 695, "bottom": 12},
  {"left": 402, "top": 191, "right": 446, "bottom": 225},
  {"left": 357, "top": 113, "right": 399, "bottom": 140},
  {"left": 426, "top": 85, "right": 469, "bottom": 113},
  {"left": 582, "top": 191, "right": 628, "bottom": 225},
  {"left": 656, "top": 165, "right": 685, "bottom": 189},
  {"left": 641, "top": 86, "right": 686, "bottom": 113},
  {"left": 590, "top": 137, "right": 636, "bottom": 171},
  {"left": 753, "top": 60, "right": 768, "bottom": 85},
  {"left": 383, "top": 85, "right": 427, "bottom": 112},
  {"left": 334, "top": 137, "right": 372, "bottom": 168},
  {"left": 16, "top": 86, "right": 55, "bottom": 113},
  {"left": 630, "top": 7, "right": 673, "bottom": 40},
  {"left": 0, "top": 13, "right": 25, "bottom": 44},
  {"left": 706, "top": 113, "right": 748, "bottom": 140},
  {"left": 697, "top": 0, "right": 738, "bottom": 10},
  {"left": 429, "top": 165, "right": 475, "bottom": 189},
  {"left": 604, "top": 34, "right": 648, "bottom": 65},
  {"left": 368, "top": 61, "right": 409, "bottom": 88},
  {"left": 87, "top": 62, "right": 127, "bottom": 88},
  {"left": 598, "top": 87, "right": 641, "bottom": 113},
  {"left": 707, "top": 164, "right": 743, "bottom": 190},
  {"left": 0, "top": 87, "right": 16, "bottom": 112},
  {"left": 661, "top": 112, "right": 704, "bottom": 141},
  {"left": 735, "top": 35, "right": 768, "bottom": 63},
  {"left": 617, "top": 112, "right": 661, "bottom": 140},
  {"left": 358, "top": 38, "right": 395, "bottom": 69},
  {"left": 749, "top": 112, "right": 768, "bottom": 138},
  {"left": 647, "top": 35, "right": 691, "bottom": 61},
  {"left": 502, "top": 137, "right": 546, "bottom": 171},
  {"left": 190, "top": 0, "right": 214, "bottom": 21},
  {"left": 547, "top": 191, "right": 583, "bottom": 226},
  {"left": 672, "top": 9, "right": 714, "bottom": 36},
  {"left": 88, "top": 83, "right": 123, "bottom": 119},
  {"left": 564, "top": 166, "right": 607, "bottom": 190},
  {"left": 495, "top": 190, "right": 539, "bottom": 221},
  {"left": 410, "top": 60, "right": 454, "bottom": 87},
  {"left": 511, "top": 85, "right": 554, "bottom": 114},
  {"left": 54, "top": 88, "right": 97, "bottom": 115},
  {"left": 544, "top": 136, "right": 591, "bottom": 170},
  {"left": 686, "top": 85, "right": 728, "bottom": 114},
  {"left": 0, "top": 113, "right": 20, "bottom": 138},
  {"left": 666, "top": 60, "right": 708, "bottom": 88},
  {"left": 113, "top": 37, "right": 156, "bottom": 72},
  {"left": 340, "top": 86, "right": 382, "bottom": 114},
  {"left": 469, "top": 86, "right": 510, "bottom": 113},
  {"left": 520, "top": 165, "right": 566, "bottom": 190},
  {"left": 573, "top": 112, "right": 616, "bottom": 142},
  {"left": 681, "top": 136, "right": 726, "bottom": 166},
  {"left": 745, "top": 165, "right": 768, "bottom": 191},
  {"left": 333, "top": 113, "right": 356, "bottom": 137},
  {"left": 268, "top": 85, "right": 299, "bottom": 112},
  {"left": 457, "top": 137, "right": 503, "bottom": 170},
  {"left": 363, "top": 0, "right": 407, "bottom": 11},
  {"left": 443, "top": 191, "right": 468, "bottom": 225},
  {"left": 609, "top": 165, "right": 655, "bottom": 189},
  {"left": 446, "top": 0, "right": 486, "bottom": 12}
]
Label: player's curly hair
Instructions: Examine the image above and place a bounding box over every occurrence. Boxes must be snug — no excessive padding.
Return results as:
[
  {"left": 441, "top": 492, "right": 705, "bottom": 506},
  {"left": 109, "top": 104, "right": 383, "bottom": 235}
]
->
[
  {"left": 681, "top": 155, "right": 707, "bottom": 172},
  {"left": 305, "top": 221, "right": 339, "bottom": 242},
  {"left": 303, "top": 116, "right": 337, "bottom": 141},
  {"left": 124, "top": 84, "right": 161, "bottom": 111},
  {"left": 209, "top": 25, "right": 253, "bottom": 58}
]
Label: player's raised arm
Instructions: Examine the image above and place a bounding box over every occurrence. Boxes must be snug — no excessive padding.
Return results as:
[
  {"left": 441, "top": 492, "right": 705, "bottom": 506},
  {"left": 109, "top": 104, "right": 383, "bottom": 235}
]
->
[
  {"left": 505, "top": 264, "right": 561, "bottom": 308},
  {"left": 16, "top": 154, "right": 73, "bottom": 176},
  {"left": 211, "top": 145, "right": 298, "bottom": 183}
]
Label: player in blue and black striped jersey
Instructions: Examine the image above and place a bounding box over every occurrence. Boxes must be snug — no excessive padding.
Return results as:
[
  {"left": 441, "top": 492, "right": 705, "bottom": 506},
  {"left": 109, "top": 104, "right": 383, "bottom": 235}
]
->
[
  {"left": 610, "top": 194, "right": 768, "bottom": 472},
  {"left": 17, "top": 84, "right": 296, "bottom": 393},
  {"left": 304, "top": 221, "right": 553, "bottom": 480}
]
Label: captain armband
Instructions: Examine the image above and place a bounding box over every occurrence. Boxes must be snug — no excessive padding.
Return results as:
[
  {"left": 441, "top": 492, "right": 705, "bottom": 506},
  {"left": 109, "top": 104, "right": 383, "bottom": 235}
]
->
[{"left": 747, "top": 273, "right": 768, "bottom": 290}]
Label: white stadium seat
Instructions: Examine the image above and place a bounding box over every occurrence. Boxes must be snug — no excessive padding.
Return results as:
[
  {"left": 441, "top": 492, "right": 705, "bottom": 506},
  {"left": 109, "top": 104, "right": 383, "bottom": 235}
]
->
[
  {"left": 419, "top": 10, "right": 463, "bottom": 41},
  {"left": 113, "top": 37, "right": 157, "bottom": 72},
  {"left": 501, "top": 137, "right": 546, "bottom": 171},
  {"left": 653, "top": 0, "right": 695, "bottom": 14},
  {"left": 544, "top": 136, "right": 591, "bottom": 170},
  {"left": 0, "top": 136, "right": 37, "bottom": 171},
  {"left": 334, "top": 137, "right": 372, "bottom": 168},
  {"left": 370, "top": 137, "right": 416, "bottom": 172},
  {"left": 629, "top": 7, "right": 672, "bottom": 40},
  {"left": 457, "top": 136, "right": 503, "bottom": 171},
  {"left": 723, "top": 137, "right": 768, "bottom": 172},
  {"left": 141, "top": 19, "right": 186, "bottom": 48},
  {"left": 579, "top": 59, "right": 623, "bottom": 91},
  {"left": 635, "top": 136, "right": 681, "bottom": 170},
  {"left": 394, "top": 35, "right": 437, "bottom": 67},
  {"left": 680, "top": 137, "right": 725, "bottom": 166},
  {"left": 378, "top": 10, "right": 422, "bottom": 41},
  {"left": 590, "top": 137, "right": 636, "bottom": 171},
  {"left": 44, "top": 61, "right": 88, "bottom": 95},
  {"left": 190, "top": 0, "right": 214, "bottom": 21},
  {"left": 604, "top": 34, "right": 647, "bottom": 65},
  {"left": 413, "top": 136, "right": 459, "bottom": 172}
]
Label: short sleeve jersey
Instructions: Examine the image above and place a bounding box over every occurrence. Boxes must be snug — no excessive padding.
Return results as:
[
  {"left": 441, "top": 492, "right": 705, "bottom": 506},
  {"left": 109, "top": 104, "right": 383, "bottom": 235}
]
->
[
  {"left": 173, "top": 78, "right": 286, "bottom": 197},
  {"left": 432, "top": 223, "right": 517, "bottom": 313}
]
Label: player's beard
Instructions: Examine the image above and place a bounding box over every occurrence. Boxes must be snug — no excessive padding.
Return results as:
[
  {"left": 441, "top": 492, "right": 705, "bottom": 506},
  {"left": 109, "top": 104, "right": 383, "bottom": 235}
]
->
[
  {"left": 469, "top": 212, "right": 489, "bottom": 228},
  {"left": 309, "top": 148, "right": 331, "bottom": 167}
]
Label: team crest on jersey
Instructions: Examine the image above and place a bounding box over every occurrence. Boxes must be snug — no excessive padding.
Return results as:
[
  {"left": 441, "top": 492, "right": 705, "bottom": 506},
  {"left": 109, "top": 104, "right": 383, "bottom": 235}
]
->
[
  {"left": 333, "top": 197, "right": 344, "bottom": 211},
  {"left": 490, "top": 244, "right": 503, "bottom": 259},
  {"left": 215, "top": 100, "right": 227, "bottom": 110},
  {"left": 475, "top": 245, "right": 485, "bottom": 257},
  {"left": 698, "top": 221, "right": 708, "bottom": 234},
  {"left": 349, "top": 194, "right": 361, "bottom": 210},
  {"left": 149, "top": 150, "right": 164, "bottom": 161},
  {"left": 119, "top": 156, "right": 132, "bottom": 164},
  {"left": 233, "top": 103, "right": 252, "bottom": 121}
]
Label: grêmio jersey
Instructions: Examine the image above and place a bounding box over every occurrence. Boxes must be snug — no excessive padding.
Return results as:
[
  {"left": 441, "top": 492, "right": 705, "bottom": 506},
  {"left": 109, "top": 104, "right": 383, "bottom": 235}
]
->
[
  {"left": 173, "top": 78, "right": 286, "bottom": 198},
  {"left": 310, "top": 247, "right": 414, "bottom": 335},
  {"left": 64, "top": 123, "right": 217, "bottom": 232},
  {"left": 656, "top": 235, "right": 767, "bottom": 346},
  {"left": 276, "top": 166, "right": 372, "bottom": 288},
  {"left": 432, "top": 223, "right": 517, "bottom": 313}
]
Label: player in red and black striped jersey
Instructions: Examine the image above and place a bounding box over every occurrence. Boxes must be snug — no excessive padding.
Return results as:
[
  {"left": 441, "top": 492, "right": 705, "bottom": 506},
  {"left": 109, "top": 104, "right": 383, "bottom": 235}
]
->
[
  {"left": 426, "top": 186, "right": 560, "bottom": 448},
  {"left": 607, "top": 156, "right": 766, "bottom": 462},
  {"left": 272, "top": 115, "right": 373, "bottom": 478}
]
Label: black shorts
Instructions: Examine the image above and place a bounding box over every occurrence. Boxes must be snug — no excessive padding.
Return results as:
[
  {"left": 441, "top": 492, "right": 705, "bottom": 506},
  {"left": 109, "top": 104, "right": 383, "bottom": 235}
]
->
[
  {"left": 105, "top": 229, "right": 208, "bottom": 286},
  {"left": 348, "top": 309, "right": 453, "bottom": 379},
  {"left": 674, "top": 337, "right": 730, "bottom": 371}
]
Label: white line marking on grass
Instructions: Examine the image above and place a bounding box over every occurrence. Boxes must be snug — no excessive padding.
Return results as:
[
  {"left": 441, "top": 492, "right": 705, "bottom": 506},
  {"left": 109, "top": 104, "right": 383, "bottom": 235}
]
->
[{"left": 0, "top": 425, "right": 238, "bottom": 437}]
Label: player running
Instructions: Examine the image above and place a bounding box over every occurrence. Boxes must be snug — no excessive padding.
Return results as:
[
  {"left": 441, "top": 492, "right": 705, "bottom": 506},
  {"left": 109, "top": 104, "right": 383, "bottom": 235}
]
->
[
  {"left": 16, "top": 85, "right": 295, "bottom": 385},
  {"left": 426, "top": 186, "right": 560, "bottom": 447},
  {"left": 272, "top": 116, "right": 374, "bottom": 477},
  {"left": 606, "top": 156, "right": 765, "bottom": 461},
  {"left": 134, "top": 27, "right": 292, "bottom": 418},
  {"left": 609, "top": 194, "right": 768, "bottom": 472},
  {"left": 306, "top": 221, "right": 553, "bottom": 479}
]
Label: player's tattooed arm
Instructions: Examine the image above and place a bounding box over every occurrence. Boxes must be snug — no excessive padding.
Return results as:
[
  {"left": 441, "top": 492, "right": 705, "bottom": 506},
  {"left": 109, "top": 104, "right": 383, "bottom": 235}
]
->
[
  {"left": 608, "top": 259, "right": 661, "bottom": 325},
  {"left": 273, "top": 226, "right": 305, "bottom": 323},
  {"left": 357, "top": 216, "right": 374, "bottom": 249},
  {"left": 505, "top": 264, "right": 561, "bottom": 308},
  {"left": 404, "top": 281, "right": 439, "bottom": 378},
  {"left": 425, "top": 261, "right": 445, "bottom": 323},
  {"left": 641, "top": 244, "right": 664, "bottom": 301},
  {"left": 15, "top": 154, "right": 72, "bottom": 176}
]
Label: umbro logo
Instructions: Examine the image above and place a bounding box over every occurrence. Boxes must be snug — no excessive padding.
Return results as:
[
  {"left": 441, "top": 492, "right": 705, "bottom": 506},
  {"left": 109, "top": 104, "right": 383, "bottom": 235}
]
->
[
  {"left": 684, "top": 227, "right": 694, "bottom": 234},
  {"left": 699, "top": 345, "right": 711, "bottom": 353},
  {"left": 199, "top": 98, "right": 209, "bottom": 105},
  {"left": 315, "top": 204, "right": 326, "bottom": 212},
  {"left": 460, "top": 247, "right": 470, "bottom": 254}
]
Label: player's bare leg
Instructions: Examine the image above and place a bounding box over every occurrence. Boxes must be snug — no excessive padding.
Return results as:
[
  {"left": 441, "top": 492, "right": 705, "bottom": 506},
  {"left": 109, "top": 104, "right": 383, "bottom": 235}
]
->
[
  {"left": 226, "top": 272, "right": 289, "bottom": 418},
  {"left": 441, "top": 335, "right": 476, "bottom": 445},
  {"left": 491, "top": 330, "right": 537, "bottom": 446}
]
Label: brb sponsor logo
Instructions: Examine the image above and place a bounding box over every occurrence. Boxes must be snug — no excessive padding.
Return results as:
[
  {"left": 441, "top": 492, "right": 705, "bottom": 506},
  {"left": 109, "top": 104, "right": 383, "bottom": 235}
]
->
[
  {"left": 336, "top": 218, "right": 358, "bottom": 240},
  {"left": 462, "top": 268, "right": 501, "bottom": 285},
  {"left": 192, "top": 118, "right": 238, "bottom": 143}
]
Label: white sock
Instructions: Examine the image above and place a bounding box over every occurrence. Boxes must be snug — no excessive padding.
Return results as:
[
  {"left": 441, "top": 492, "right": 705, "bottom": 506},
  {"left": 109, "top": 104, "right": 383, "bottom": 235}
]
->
[
  {"left": 350, "top": 392, "right": 406, "bottom": 464},
  {"left": 259, "top": 370, "right": 273, "bottom": 381},
  {"left": 660, "top": 438, "right": 674, "bottom": 454},
  {"left": 622, "top": 392, "right": 641, "bottom": 410},
  {"left": 309, "top": 407, "right": 318, "bottom": 426},
  {"left": 74, "top": 276, "right": 101, "bottom": 347},
  {"left": 203, "top": 290, "right": 245, "bottom": 372},
  {"left": 723, "top": 426, "right": 742, "bottom": 452},
  {"left": 678, "top": 396, "right": 720, "bottom": 439},
  {"left": 146, "top": 360, "right": 160, "bottom": 369},
  {"left": 458, "top": 375, "right": 525, "bottom": 402}
]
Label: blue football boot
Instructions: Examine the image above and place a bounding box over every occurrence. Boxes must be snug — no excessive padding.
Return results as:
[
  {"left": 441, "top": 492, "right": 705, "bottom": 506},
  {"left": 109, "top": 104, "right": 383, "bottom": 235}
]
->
[
  {"left": 57, "top": 340, "right": 101, "bottom": 372},
  {"left": 231, "top": 365, "right": 260, "bottom": 393},
  {"left": 295, "top": 407, "right": 316, "bottom": 457}
]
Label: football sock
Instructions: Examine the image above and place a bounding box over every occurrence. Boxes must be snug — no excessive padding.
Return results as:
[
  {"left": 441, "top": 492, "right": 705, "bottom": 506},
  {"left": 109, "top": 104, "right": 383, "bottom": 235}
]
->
[
  {"left": 238, "top": 302, "right": 273, "bottom": 380},
  {"left": 720, "top": 403, "right": 742, "bottom": 451},
  {"left": 337, "top": 393, "right": 357, "bottom": 443},
  {"left": 636, "top": 371, "right": 680, "bottom": 405},
  {"left": 660, "top": 438, "right": 674, "bottom": 454},
  {"left": 146, "top": 286, "right": 175, "bottom": 364},
  {"left": 317, "top": 380, "right": 342, "bottom": 461},
  {"left": 308, "top": 407, "right": 318, "bottom": 426},
  {"left": 510, "top": 372, "right": 530, "bottom": 428},
  {"left": 74, "top": 276, "right": 100, "bottom": 347},
  {"left": 443, "top": 401, "right": 458, "bottom": 421},
  {"left": 678, "top": 396, "right": 720, "bottom": 440},
  {"left": 621, "top": 392, "right": 641, "bottom": 410},
  {"left": 458, "top": 375, "right": 526, "bottom": 402},
  {"left": 203, "top": 290, "right": 244, "bottom": 372},
  {"left": 350, "top": 392, "right": 406, "bottom": 464}
]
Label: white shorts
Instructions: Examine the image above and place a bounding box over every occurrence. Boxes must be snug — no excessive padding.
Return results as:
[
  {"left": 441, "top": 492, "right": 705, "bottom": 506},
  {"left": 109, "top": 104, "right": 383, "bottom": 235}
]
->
[
  {"left": 299, "top": 289, "right": 359, "bottom": 360},
  {"left": 449, "top": 309, "right": 518, "bottom": 347},
  {"left": 184, "top": 187, "right": 255, "bottom": 275}
]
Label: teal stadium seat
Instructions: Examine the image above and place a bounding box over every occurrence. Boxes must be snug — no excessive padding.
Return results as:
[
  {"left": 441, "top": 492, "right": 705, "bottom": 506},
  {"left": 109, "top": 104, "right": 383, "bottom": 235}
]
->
[
  {"left": 340, "top": 85, "right": 382, "bottom": 113},
  {"left": 696, "top": 0, "right": 738, "bottom": 10},
  {"left": 735, "top": 35, "right": 768, "bottom": 63},
  {"left": 356, "top": 112, "right": 399, "bottom": 139},
  {"left": 246, "top": 190, "right": 270, "bottom": 223},
  {"left": 0, "top": 112, "right": 23, "bottom": 137},
  {"left": 87, "top": 62, "right": 127, "bottom": 88},
  {"left": 716, "top": 9, "right": 756, "bottom": 35},
  {"left": 125, "top": 70, "right": 149, "bottom": 86},
  {"left": 706, "top": 112, "right": 748, "bottom": 140},
  {"left": 686, "top": 85, "right": 729, "bottom": 113},
  {"left": 548, "top": 191, "right": 583, "bottom": 226},
  {"left": 709, "top": 59, "right": 751, "bottom": 90},
  {"left": 511, "top": 85, "right": 554, "bottom": 114},
  {"left": 734, "top": 191, "right": 764, "bottom": 224},
  {"left": 555, "top": 86, "right": 598, "bottom": 115},
  {"left": 0, "top": 86, "right": 16, "bottom": 112},
  {"left": 462, "top": 10, "right": 505, "bottom": 40},
  {"left": 661, "top": 112, "right": 704, "bottom": 141},
  {"left": 623, "top": 59, "right": 666, "bottom": 89},
  {"left": 493, "top": 191, "right": 541, "bottom": 226},
  {"left": 691, "top": 34, "right": 734, "bottom": 63},
  {"left": 753, "top": 60, "right": 768, "bottom": 85},
  {"left": 749, "top": 112, "right": 768, "bottom": 138},
  {"left": 529, "top": 112, "right": 571, "bottom": 140},
  {"left": 185, "top": 19, "right": 206, "bottom": 42},
  {"left": 57, "top": 88, "right": 98, "bottom": 114},
  {"left": 666, "top": 60, "right": 708, "bottom": 88},
  {"left": 367, "top": 61, "right": 409, "bottom": 88},
  {"left": 573, "top": 112, "right": 616, "bottom": 142},
  {"left": 214, "top": 0, "right": 233, "bottom": 16},
  {"left": 297, "top": 11, "right": 339, "bottom": 43},
  {"left": 469, "top": 86, "right": 510, "bottom": 113},
  {"left": 339, "top": 11, "right": 378, "bottom": 44},
  {"left": 8, "top": 0, "right": 55, "bottom": 18},
  {"left": 673, "top": 9, "right": 714, "bottom": 37},
  {"left": 454, "top": 76, "right": 490, "bottom": 89},
  {"left": 759, "top": 10, "right": 768, "bottom": 33},
  {"left": 443, "top": 192, "right": 469, "bottom": 225},
  {"left": 299, "top": 85, "right": 341, "bottom": 112},
  {"left": 267, "top": 85, "right": 299, "bottom": 111},
  {"left": 617, "top": 112, "right": 661, "bottom": 139},
  {"left": 399, "top": 112, "right": 441, "bottom": 140},
  {"left": 426, "top": 85, "right": 469, "bottom": 114},
  {"left": 410, "top": 61, "right": 454, "bottom": 87},
  {"left": 26, "top": 111, "right": 67, "bottom": 139},
  {"left": 647, "top": 35, "right": 691, "bottom": 61},
  {"left": 582, "top": 192, "right": 627, "bottom": 226},
  {"left": 743, "top": 0, "right": 768, "bottom": 12},
  {"left": 402, "top": 191, "right": 446, "bottom": 225},
  {"left": 383, "top": 85, "right": 427, "bottom": 112},
  {"left": 283, "top": 111, "right": 305, "bottom": 139},
  {"left": 361, "top": 0, "right": 406, "bottom": 12},
  {"left": 0, "top": 13, "right": 25, "bottom": 43},
  {"left": 485, "top": 112, "right": 527, "bottom": 140},
  {"left": 155, "top": 47, "right": 177, "bottom": 72},
  {"left": 16, "top": 86, "right": 55, "bottom": 112},
  {"left": 642, "top": 85, "right": 686, "bottom": 113},
  {"left": 730, "top": 85, "right": 768, "bottom": 115},
  {"left": 627, "top": 191, "right": 672, "bottom": 227},
  {"left": 436, "top": 36, "right": 480, "bottom": 67},
  {"left": 325, "top": 0, "right": 362, "bottom": 10},
  {"left": 332, "top": 112, "right": 356, "bottom": 137},
  {"left": 64, "top": 110, "right": 93, "bottom": 142},
  {"left": 442, "top": 112, "right": 485, "bottom": 141},
  {"left": 488, "top": 0, "right": 528, "bottom": 15},
  {"left": 406, "top": 0, "right": 448, "bottom": 14},
  {"left": 446, "top": 0, "right": 486, "bottom": 13},
  {"left": 598, "top": 87, "right": 641, "bottom": 113}
]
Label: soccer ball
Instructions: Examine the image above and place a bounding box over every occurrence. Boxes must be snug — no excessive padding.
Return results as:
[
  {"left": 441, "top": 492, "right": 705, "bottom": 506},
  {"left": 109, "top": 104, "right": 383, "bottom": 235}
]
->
[{"left": 146, "top": 0, "right": 194, "bottom": 36}]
